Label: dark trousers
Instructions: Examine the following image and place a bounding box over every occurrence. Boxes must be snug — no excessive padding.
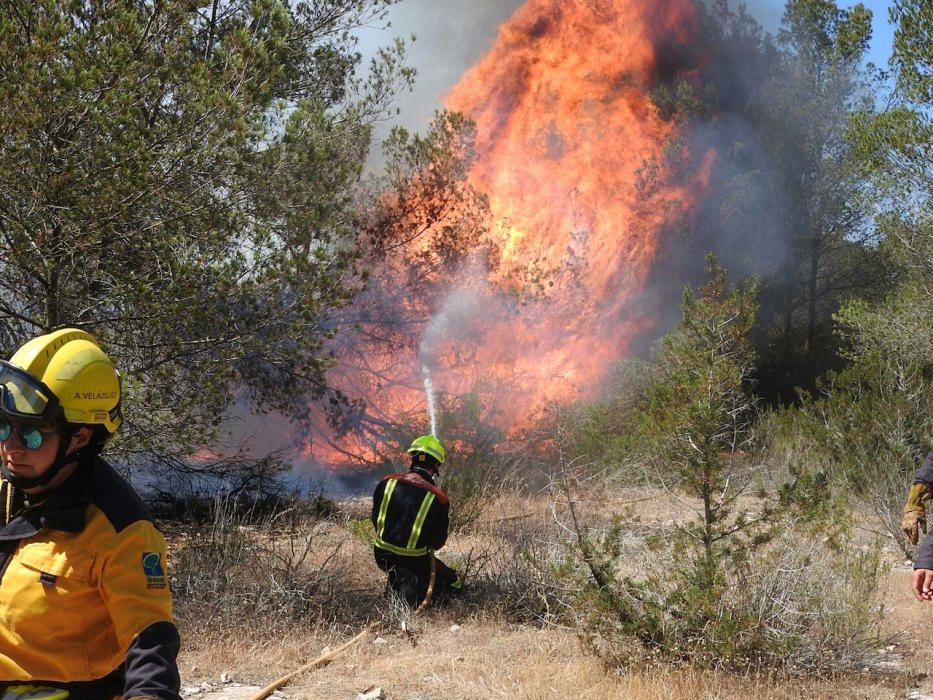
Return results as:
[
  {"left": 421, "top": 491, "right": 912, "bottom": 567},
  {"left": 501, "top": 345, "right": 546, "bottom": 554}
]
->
[{"left": 373, "top": 547, "right": 460, "bottom": 607}]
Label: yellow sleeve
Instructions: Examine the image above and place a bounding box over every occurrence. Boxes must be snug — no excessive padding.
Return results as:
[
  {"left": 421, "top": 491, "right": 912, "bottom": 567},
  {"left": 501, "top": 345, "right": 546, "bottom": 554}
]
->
[{"left": 97, "top": 520, "right": 175, "bottom": 652}]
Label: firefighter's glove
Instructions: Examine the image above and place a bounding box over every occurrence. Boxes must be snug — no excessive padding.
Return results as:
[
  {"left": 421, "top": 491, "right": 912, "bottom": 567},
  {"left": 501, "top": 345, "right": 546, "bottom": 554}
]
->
[{"left": 903, "top": 482, "right": 933, "bottom": 545}]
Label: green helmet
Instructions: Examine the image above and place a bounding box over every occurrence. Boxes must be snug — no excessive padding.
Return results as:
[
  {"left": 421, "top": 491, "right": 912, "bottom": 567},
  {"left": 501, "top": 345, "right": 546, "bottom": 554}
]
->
[{"left": 407, "top": 434, "right": 445, "bottom": 464}]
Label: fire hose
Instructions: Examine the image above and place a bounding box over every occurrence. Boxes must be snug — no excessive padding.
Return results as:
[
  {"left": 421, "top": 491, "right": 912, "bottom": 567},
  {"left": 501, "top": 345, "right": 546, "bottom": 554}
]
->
[
  {"left": 415, "top": 550, "right": 437, "bottom": 614},
  {"left": 249, "top": 551, "right": 438, "bottom": 699}
]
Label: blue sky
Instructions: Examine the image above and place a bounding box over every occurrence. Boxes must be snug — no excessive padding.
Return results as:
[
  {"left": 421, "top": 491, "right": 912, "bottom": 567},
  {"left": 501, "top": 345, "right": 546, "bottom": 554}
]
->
[
  {"left": 752, "top": 0, "right": 896, "bottom": 69},
  {"left": 859, "top": 0, "right": 896, "bottom": 69}
]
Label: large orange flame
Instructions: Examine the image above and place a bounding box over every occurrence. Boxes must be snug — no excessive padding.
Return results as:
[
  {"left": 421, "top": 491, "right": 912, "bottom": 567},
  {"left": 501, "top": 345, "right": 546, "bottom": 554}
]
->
[
  {"left": 306, "top": 0, "right": 714, "bottom": 468},
  {"left": 438, "top": 0, "right": 711, "bottom": 406},
  {"left": 449, "top": 0, "right": 700, "bottom": 274}
]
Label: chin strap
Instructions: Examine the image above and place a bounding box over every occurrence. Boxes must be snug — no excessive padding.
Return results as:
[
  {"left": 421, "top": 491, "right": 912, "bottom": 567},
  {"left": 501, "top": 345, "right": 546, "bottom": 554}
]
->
[{"left": 0, "top": 478, "right": 22, "bottom": 525}]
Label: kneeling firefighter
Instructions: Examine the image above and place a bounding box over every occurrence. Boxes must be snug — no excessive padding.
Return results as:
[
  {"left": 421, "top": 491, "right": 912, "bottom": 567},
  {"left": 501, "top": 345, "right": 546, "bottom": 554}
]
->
[
  {"left": 371, "top": 435, "right": 462, "bottom": 607},
  {"left": 0, "top": 329, "right": 181, "bottom": 700}
]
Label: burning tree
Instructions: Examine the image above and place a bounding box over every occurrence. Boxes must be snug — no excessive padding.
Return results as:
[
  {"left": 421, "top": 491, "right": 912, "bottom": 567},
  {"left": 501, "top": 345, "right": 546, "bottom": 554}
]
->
[
  {"left": 306, "top": 0, "right": 881, "bottom": 472},
  {"left": 303, "top": 110, "right": 501, "bottom": 467},
  {"left": 304, "top": 0, "right": 719, "bottom": 469}
]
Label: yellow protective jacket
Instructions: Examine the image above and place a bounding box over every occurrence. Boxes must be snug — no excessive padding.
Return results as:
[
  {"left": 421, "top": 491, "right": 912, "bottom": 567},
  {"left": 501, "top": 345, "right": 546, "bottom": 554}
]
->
[{"left": 0, "top": 454, "right": 180, "bottom": 700}]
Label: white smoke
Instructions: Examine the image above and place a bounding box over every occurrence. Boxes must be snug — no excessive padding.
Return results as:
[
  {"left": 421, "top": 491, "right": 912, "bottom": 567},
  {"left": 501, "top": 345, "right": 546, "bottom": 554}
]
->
[{"left": 417, "top": 260, "right": 500, "bottom": 435}]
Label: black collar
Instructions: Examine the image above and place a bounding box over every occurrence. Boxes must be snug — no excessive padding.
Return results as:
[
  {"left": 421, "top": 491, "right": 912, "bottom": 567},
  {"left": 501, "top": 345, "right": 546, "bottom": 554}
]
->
[{"left": 0, "top": 459, "right": 93, "bottom": 539}]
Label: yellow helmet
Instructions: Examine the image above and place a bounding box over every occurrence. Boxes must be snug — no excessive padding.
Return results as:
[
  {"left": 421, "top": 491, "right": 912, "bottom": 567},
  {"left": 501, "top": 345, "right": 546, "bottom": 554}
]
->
[
  {"left": 1, "top": 328, "right": 121, "bottom": 433},
  {"left": 407, "top": 434, "right": 445, "bottom": 464}
]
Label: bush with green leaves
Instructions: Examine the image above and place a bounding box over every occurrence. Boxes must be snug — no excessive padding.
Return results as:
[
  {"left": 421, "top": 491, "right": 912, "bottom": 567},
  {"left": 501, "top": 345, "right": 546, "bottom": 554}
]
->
[
  {"left": 560, "top": 258, "right": 885, "bottom": 670},
  {"left": 834, "top": 0, "right": 933, "bottom": 553},
  {"left": 787, "top": 357, "right": 932, "bottom": 556},
  {"left": 570, "top": 511, "right": 886, "bottom": 673}
]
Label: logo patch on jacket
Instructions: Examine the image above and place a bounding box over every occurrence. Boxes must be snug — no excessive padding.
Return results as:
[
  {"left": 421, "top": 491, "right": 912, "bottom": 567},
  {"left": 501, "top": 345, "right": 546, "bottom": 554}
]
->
[{"left": 142, "top": 552, "right": 167, "bottom": 589}]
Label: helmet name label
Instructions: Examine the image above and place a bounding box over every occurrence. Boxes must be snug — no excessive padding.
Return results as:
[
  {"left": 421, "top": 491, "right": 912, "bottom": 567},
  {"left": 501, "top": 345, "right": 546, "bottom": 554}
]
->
[{"left": 74, "top": 391, "right": 117, "bottom": 400}]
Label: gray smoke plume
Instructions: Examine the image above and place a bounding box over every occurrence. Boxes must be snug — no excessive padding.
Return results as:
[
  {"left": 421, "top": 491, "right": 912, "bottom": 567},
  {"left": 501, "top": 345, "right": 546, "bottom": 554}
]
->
[{"left": 357, "top": 0, "right": 525, "bottom": 164}]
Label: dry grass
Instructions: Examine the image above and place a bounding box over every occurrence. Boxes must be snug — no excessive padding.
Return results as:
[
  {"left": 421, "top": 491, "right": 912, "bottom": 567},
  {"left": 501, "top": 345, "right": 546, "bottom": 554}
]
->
[
  {"left": 172, "top": 487, "right": 928, "bottom": 699},
  {"left": 179, "top": 619, "right": 914, "bottom": 699}
]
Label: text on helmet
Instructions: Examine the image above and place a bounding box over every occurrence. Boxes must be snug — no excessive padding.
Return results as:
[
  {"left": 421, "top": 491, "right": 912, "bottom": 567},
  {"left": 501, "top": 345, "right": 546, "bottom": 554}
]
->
[{"left": 74, "top": 391, "right": 117, "bottom": 400}]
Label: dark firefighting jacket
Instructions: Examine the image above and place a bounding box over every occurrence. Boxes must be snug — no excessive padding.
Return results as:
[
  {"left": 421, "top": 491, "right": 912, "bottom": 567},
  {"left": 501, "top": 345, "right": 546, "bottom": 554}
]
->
[
  {"left": 371, "top": 467, "right": 449, "bottom": 556},
  {"left": 912, "top": 451, "right": 933, "bottom": 570},
  {"left": 0, "top": 454, "right": 181, "bottom": 700}
]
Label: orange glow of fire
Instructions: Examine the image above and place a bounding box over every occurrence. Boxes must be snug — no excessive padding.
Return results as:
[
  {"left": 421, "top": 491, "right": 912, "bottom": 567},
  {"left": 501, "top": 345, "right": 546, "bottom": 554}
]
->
[
  {"left": 440, "top": 0, "right": 710, "bottom": 404},
  {"left": 306, "top": 0, "right": 714, "bottom": 467}
]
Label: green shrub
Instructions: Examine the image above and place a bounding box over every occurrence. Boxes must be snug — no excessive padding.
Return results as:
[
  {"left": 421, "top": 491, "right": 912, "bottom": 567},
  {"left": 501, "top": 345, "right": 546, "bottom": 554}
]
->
[
  {"left": 566, "top": 504, "right": 886, "bottom": 673},
  {"left": 556, "top": 261, "right": 886, "bottom": 671}
]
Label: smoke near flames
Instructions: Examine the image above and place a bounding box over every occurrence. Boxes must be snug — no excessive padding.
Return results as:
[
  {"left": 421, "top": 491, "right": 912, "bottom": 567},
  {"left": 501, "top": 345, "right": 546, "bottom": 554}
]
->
[{"left": 302, "top": 0, "right": 775, "bottom": 472}]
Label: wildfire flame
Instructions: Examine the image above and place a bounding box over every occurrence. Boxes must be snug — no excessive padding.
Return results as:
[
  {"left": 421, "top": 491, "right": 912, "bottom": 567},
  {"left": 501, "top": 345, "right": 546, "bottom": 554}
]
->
[{"left": 306, "top": 0, "right": 714, "bottom": 468}]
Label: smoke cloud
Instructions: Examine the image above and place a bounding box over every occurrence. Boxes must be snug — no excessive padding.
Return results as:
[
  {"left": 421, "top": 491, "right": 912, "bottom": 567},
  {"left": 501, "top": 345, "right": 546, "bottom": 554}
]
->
[{"left": 358, "top": 0, "right": 525, "bottom": 165}]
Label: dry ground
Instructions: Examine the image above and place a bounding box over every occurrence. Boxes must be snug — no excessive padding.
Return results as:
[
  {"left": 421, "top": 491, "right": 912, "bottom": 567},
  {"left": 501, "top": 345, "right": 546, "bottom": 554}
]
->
[{"left": 174, "top": 488, "right": 933, "bottom": 700}]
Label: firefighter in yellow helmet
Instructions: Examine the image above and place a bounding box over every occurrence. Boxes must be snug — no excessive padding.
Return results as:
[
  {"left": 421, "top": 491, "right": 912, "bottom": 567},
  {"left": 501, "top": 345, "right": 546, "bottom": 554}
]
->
[
  {"left": 0, "top": 329, "right": 180, "bottom": 700},
  {"left": 371, "top": 435, "right": 462, "bottom": 606}
]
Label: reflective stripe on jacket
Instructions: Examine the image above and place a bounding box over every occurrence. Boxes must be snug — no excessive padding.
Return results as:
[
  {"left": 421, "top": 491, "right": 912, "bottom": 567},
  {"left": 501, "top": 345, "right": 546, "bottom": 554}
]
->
[
  {"left": 0, "top": 456, "right": 180, "bottom": 699},
  {"left": 371, "top": 469, "right": 449, "bottom": 557}
]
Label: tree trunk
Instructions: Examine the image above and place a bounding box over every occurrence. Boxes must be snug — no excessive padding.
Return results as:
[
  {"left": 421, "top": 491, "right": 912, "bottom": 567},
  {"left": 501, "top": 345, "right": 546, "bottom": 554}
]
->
[{"left": 805, "top": 232, "right": 822, "bottom": 354}]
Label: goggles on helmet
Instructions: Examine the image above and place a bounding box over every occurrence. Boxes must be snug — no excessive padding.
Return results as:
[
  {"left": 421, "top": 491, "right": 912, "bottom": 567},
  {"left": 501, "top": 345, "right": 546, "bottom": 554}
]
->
[
  {"left": 0, "top": 419, "right": 59, "bottom": 450},
  {"left": 0, "top": 360, "right": 64, "bottom": 425}
]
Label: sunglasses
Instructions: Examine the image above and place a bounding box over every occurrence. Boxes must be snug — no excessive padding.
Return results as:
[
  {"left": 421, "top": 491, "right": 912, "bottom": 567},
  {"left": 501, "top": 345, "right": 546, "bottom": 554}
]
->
[{"left": 0, "top": 419, "right": 59, "bottom": 450}]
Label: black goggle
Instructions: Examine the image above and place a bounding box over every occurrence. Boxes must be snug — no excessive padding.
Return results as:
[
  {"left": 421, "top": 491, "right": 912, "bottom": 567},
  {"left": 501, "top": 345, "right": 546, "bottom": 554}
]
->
[
  {"left": 0, "top": 361, "right": 63, "bottom": 424},
  {"left": 0, "top": 418, "right": 59, "bottom": 450}
]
